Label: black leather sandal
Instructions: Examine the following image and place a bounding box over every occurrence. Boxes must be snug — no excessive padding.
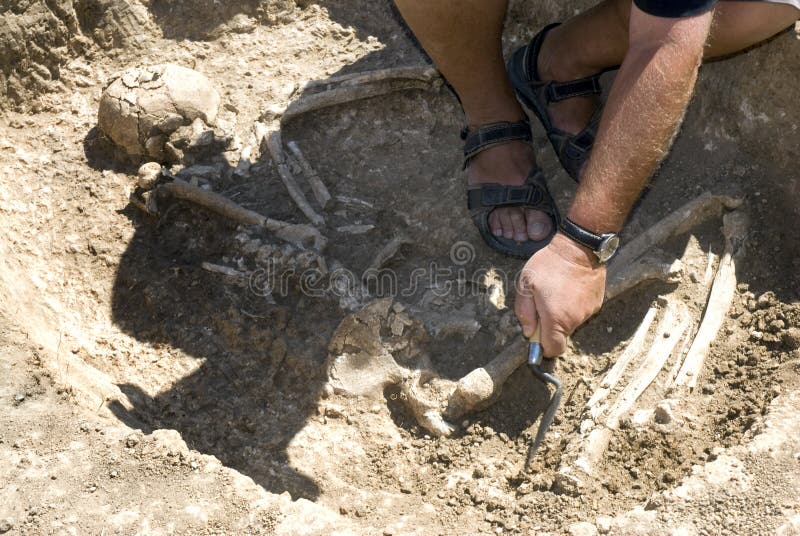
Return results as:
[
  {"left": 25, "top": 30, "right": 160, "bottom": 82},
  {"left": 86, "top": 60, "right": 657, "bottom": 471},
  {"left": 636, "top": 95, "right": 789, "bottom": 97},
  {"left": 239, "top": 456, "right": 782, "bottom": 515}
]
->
[
  {"left": 463, "top": 120, "right": 560, "bottom": 259},
  {"left": 508, "top": 23, "right": 608, "bottom": 181}
]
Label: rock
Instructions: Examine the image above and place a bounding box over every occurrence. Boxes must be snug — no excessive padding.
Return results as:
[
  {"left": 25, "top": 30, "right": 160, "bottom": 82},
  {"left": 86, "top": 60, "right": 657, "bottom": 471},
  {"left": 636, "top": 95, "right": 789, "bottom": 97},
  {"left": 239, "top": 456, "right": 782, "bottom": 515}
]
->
[
  {"left": 568, "top": 521, "right": 598, "bottom": 536},
  {"left": 124, "top": 432, "right": 141, "bottom": 447},
  {"left": 768, "top": 319, "right": 785, "bottom": 333},
  {"left": 97, "top": 64, "right": 222, "bottom": 161},
  {"left": 0, "top": 518, "right": 13, "bottom": 534},
  {"left": 595, "top": 516, "right": 612, "bottom": 534},
  {"left": 756, "top": 292, "right": 775, "bottom": 309},
  {"left": 782, "top": 327, "right": 800, "bottom": 350},
  {"left": 654, "top": 401, "right": 675, "bottom": 424},
  {"left": 137, "top": 162, "right": 161, "bottom": 190}
]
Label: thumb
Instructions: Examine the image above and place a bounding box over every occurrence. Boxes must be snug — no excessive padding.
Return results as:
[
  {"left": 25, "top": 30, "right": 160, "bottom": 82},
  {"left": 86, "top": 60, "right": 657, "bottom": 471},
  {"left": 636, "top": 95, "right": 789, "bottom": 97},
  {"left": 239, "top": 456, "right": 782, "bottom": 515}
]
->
[{"left": 515, "top": 291, "right": 539, "bottom": 340}]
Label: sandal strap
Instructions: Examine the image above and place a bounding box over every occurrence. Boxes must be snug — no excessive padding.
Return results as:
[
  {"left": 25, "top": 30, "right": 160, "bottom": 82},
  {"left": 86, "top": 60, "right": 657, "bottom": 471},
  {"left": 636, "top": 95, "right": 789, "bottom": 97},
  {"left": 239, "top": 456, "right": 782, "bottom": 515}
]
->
[
  {"left": 467, "top": 183, "right": 542, "bottom": 210},
  {"left": 521, "top": 22, "right": 603, "bottom": 103},
  {"left": 466, "top": 170, "right": 557, "bottom": 217},
  {"left": 461, "top": 120, "right": 531, "bottom": 166},
  {"left": 546, "top": 75, "right": 602, "bottom": 102}
]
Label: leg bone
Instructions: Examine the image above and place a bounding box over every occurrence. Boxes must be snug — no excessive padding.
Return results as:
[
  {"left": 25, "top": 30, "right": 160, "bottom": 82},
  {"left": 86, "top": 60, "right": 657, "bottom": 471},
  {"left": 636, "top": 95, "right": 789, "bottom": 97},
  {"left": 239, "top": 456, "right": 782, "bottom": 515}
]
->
[
  {"left": 156, "top": 178, "right": 327, "bottom": 251},
  {"left": 605, "top": 255, "right": 683, "bottom": 302},
  {"left": 612, "top": 193, "right": 742, "bottom": 269},
  {"left": 671, "top": 210, "right": 748, "bottom": 391},
  {"left": 282, "top": 67, "right": 442, "bottom": 125}
]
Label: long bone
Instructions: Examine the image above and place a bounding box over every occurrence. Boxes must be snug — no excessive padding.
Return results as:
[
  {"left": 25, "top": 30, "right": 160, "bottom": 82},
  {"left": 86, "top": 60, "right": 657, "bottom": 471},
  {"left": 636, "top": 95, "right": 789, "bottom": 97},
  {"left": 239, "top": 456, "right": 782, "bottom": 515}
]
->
[
  {"left": 282, "top": 67, "right": 442, "bottom": 125},
  {"left": 671, "top": 210, "right": 748, "bottom": 391},
  {"left": 155, "top": 178, "right": 327, "bottom": 251}
]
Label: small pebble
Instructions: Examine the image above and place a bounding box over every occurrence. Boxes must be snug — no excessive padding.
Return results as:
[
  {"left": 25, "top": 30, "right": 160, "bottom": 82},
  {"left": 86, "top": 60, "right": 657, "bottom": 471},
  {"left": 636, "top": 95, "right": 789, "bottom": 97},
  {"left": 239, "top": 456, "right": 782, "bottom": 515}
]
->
[
  {"left": 125, "top": 434, "right": 140, "bottom": 448},
  {"left": 137, "top": 162, "right": 162, "bottom": 190},
  {"left": 782, "top": 327, "right": 800, "bottom": 350}
]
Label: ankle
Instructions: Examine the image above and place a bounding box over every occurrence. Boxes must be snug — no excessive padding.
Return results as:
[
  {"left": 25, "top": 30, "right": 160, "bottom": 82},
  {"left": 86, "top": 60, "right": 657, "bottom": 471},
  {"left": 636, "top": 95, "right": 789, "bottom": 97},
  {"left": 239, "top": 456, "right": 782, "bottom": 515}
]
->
[
  {"left": 467, "top": 141, "right": 535, "bottom": 185},
  {"left": 463, "top": 99, "right": 527, "bottom": 130},
  {"left": 537, "top": 27, "right": 602, "bottom": 82}
]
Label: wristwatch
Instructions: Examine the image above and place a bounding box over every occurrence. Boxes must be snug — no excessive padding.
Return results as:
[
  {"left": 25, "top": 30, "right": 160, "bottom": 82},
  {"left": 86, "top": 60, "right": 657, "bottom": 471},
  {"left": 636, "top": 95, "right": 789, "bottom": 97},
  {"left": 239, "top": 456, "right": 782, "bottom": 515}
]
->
[{"left": 560, "top": 218, "right": 620, "bottom": 263}]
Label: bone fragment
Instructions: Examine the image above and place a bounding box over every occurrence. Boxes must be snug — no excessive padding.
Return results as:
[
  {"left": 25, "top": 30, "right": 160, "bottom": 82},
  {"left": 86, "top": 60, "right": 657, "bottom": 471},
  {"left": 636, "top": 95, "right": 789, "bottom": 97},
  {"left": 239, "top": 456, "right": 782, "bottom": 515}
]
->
[
  {"left": 364, "top": 236, "right": 410, "bottom": 277},
  {"left": 234, "top": 145, "right": 252, "bottom": 177},
  {"left": 672, "top": 210, "right": 748, "bottom": 390},
  {"left": 337, "top": 224, "right": 375, "bottom": 235},
  {"left": 611, "top": 193, "right": 742, "bottom": 269},
  {"left": 286, "top": 140, "right": 332, "bottom": 209},
  {"left": 201, "top": 262, "right": 246, "bottom": 278},
  {"left": 283, "top": 67, "right": 441, "bottom": 124},
  {"left": 157, "top": 179, "right": 326, "bottom": 251}
]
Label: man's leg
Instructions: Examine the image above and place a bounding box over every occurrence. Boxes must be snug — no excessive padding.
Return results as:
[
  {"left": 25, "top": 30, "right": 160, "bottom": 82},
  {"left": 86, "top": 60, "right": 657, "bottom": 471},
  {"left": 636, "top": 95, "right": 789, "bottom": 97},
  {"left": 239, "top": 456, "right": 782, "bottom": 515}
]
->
[
  {"left": 536, "top": 0, "right": 800, "bottom": 136},
  {"left": 394, "top": 1, "right": 552, "bottom": 243}
]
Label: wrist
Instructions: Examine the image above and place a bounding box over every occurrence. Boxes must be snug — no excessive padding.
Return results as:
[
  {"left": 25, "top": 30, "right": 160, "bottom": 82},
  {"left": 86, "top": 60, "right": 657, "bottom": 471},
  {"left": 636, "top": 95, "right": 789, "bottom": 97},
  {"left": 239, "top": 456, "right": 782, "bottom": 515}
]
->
[{"left": 550, "top": 232, "right": 602, "bottom": 270}]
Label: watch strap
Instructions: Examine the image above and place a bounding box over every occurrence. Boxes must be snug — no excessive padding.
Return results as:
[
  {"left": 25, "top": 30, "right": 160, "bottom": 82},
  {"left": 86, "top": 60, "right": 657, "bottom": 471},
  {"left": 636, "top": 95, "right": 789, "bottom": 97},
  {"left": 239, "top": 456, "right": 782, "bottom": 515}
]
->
[{"left": 559, "top": 217, "right": 603, "bottom": 252}]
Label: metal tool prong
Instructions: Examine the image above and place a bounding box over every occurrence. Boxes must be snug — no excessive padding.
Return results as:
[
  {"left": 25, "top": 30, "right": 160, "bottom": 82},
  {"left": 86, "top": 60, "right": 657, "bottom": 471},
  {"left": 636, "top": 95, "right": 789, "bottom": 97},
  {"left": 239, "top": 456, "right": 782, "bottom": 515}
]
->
[{"left": 525, "top": 327, "right": 563, "bottom": 469}]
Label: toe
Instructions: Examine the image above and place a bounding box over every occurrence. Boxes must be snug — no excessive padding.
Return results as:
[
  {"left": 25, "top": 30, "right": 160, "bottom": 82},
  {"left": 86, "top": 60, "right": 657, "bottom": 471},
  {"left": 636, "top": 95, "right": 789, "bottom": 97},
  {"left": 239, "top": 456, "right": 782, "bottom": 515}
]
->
[
  {"left": 508, "top": 209, "right": 528, "bottom": 243},
  {"left": 489, "top": 211, "right": 503, "bottom": 237},
  {"left": 498, "top": 210, "right": 515, "bottom": 240},
  {"left": 525, "top": 209, "right": 553, "bottom": 241}
]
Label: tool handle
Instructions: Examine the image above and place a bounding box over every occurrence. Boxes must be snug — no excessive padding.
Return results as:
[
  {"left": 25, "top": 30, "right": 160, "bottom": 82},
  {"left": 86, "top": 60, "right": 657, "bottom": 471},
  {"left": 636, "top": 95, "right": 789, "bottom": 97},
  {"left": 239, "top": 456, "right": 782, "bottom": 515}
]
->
[{"left": 527, "top": 325, "right": 543, "bottom": 367}]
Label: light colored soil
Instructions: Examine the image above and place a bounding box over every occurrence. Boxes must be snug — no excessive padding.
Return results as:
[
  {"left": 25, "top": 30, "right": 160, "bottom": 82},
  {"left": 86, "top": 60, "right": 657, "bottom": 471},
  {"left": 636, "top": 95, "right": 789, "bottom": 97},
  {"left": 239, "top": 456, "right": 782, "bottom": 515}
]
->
[{"left": 1, "top": 2, "right": 799, "bottom": 535}]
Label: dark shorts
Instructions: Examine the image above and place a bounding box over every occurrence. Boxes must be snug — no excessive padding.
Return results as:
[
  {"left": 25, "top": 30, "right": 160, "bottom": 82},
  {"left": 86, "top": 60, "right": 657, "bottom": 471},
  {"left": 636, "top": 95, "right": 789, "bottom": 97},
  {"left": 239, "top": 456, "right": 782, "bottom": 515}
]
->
[{"left": 635, "top": 0, "right": 799, "bottom": 17}]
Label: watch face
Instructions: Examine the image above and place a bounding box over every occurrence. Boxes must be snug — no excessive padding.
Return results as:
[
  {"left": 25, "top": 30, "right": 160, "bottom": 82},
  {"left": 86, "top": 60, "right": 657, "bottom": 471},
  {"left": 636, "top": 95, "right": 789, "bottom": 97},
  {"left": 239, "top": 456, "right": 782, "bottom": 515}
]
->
[{"left": 597, "top": 234, "right": 620, "bottom": 263}]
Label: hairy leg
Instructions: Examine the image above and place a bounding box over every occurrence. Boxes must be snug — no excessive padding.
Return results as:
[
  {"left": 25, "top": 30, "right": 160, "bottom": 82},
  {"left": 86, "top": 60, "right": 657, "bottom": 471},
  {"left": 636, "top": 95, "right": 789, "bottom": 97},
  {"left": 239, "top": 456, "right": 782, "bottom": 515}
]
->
[
  {"left": 394, "top": 0, "right": 552, "bottom": 243},
  {"left": 537, "top": 0, "right": 799, "bottom": 135}
]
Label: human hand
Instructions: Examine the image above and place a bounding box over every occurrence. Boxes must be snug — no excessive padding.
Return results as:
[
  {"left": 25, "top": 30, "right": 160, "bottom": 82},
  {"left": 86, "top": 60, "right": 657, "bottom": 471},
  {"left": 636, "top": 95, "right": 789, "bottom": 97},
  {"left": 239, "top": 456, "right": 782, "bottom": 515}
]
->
[{"left": 515, "top": 232, "right": 606, "bottom": 356}]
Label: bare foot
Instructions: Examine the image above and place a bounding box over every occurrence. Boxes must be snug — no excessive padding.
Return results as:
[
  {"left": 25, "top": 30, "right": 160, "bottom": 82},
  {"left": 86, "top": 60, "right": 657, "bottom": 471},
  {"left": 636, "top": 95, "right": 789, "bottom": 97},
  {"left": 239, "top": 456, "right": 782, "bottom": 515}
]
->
[
  {"left": 467, "top": 140, "right": 553, "bottom": 243},
  {"left": 536, "top": 25, "right": 601, "bottom": 136}
]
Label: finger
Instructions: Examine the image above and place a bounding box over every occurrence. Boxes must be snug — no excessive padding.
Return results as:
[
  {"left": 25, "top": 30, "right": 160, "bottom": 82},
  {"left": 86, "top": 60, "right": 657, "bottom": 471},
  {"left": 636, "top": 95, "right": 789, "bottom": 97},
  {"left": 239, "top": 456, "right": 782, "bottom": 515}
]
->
[
  {"left": 525, "top": 209, "right": 552, "bottom": 241},
  {"left": 540, "top": 320, "right": 568, "bottom": 357},
  {"left": 488, "top": 210, "right": 503, "bottom": 237},
  {"left": 508, "top": 208, "right": 528, "bottom": 243},
  {"left": 498, "top": 210, "right": 515, "bottom": 240},
  {"left": 515, "top": 288, "right": 539, "bottom": 340}
]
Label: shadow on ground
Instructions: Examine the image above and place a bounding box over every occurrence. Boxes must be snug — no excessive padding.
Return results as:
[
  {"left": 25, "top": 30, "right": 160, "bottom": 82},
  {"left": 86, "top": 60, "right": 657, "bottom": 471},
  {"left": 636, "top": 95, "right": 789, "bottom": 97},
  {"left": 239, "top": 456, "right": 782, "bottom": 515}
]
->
[{"left": 85, "top": 0, "right": 799, "bottom": 501}]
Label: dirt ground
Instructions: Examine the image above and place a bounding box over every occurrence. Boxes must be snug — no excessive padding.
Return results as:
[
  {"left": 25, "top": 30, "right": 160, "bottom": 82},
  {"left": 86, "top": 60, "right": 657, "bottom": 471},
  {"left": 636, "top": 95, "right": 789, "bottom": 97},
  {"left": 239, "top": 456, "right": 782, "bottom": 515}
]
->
[{"left": 1, "top": 1, "right": 799, "bottom": 534}]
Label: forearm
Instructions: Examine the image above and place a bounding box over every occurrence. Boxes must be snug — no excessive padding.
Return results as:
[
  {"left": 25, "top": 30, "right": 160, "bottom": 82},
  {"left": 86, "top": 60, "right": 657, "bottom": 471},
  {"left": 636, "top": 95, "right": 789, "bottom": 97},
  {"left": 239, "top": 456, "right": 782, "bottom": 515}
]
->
[{"left": 568, "top": 11, "right": 712, "bottom": 233}]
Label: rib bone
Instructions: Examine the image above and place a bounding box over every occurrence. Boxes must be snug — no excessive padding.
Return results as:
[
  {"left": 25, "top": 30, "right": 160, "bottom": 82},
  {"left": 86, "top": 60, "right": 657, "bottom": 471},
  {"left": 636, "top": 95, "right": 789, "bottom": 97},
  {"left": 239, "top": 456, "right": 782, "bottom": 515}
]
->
[
  {"left": 557, "top": 299, "right": 689, "bottom": 491},
  {"left": 264, "top": 128, "right": 326, "bottom": 227},
  {"left": 586, "top": 304, "right": 658, "bottom": 419},
  {"left": 286, "top": 140, "right": 332, "bottom": 210}
]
